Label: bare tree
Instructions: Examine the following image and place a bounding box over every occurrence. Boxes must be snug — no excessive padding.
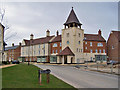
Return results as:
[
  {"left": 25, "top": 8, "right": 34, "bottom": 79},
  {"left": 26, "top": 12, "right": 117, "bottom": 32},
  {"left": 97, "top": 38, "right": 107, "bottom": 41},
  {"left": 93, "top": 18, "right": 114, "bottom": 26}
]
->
[{"left": 0, "top": 8, "right": 17, "bottom": 42}]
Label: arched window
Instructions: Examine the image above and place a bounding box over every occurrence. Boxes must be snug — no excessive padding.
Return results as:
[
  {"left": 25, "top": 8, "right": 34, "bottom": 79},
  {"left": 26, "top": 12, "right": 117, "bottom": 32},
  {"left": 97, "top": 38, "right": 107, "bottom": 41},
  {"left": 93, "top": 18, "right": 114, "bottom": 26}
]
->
[{"left": 67, "top": 41, "right": 69, "bottom": 44}]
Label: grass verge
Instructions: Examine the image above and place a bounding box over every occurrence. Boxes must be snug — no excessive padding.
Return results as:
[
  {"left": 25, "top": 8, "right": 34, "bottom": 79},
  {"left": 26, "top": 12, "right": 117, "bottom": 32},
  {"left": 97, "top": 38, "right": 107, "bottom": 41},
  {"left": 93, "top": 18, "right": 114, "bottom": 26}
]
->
[{"left": 2, "top": 63, "right": 75, "bottom": 89}]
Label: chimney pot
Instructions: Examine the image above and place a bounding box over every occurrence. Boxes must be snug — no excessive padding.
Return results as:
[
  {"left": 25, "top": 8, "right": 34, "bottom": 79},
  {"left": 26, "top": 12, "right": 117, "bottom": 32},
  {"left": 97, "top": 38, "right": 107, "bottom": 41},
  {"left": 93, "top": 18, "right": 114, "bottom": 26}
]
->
[
  {"left": 98, "top": 29, "right": 101, "bottom": 36},
  {"left": 56, "top": 30, "right": 59, "bottom": 36},
  {"left": 30, "top": 34, "right": 34, "bottom": 40},
  {"left": 12, "top": 43, "right": 14, "bottom": 46},
  {"left": 46, "top": 30, "right": 50, "bottom": 37},
  {"left": 19, "top": 42, "right": 21, "bottom": 46}
]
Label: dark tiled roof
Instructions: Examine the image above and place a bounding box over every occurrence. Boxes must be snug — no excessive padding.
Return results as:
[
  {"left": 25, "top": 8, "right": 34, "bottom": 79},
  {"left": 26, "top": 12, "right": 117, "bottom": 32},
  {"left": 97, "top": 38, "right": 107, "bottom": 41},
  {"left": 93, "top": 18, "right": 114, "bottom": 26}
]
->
[
  {"left": 111, "top": 31, "right": 120, "bottom": 42},
  {"left": 57, "top": 46, "right": 75, "bottom": 56},
  {"left": 5, "top": 45, "right": 19, "bottom": 51},
  {"left": 23, "top": 35, "right": 55, "bottom": 46},
  {"left": 64, "top": 8, "right": 82, "bottom": 25},
  {"left": 51, "top": 35, "right": 61, "bottom": 43},
  {"left": 84, "top": 34, "right": 106, "bottom": 42}
]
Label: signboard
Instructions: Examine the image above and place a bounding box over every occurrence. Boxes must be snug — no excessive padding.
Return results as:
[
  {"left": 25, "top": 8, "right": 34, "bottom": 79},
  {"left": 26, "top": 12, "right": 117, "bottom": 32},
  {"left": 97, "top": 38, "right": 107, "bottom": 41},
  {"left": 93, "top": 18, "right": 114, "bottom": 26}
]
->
[
  {"left": 38, "top": 69, "right": 51, "bottom": 85},
  {"left": 39, "top": 69, "right": 51, "bottom": 74}
]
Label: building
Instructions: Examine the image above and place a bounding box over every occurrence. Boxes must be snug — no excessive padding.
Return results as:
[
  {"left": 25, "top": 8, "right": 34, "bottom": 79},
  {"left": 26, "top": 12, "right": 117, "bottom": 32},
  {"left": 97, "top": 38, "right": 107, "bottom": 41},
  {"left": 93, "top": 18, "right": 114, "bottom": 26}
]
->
[
  {"left": 56, "top": 7, "right": 106, "bottom": 64},
  {"left": 83, "top": 30, "right": 106, "bottom": 62},
  {"left": 5, "top": 43, "right": 21, "bottom": 61},
  {"left": 21, "top": 7, "right": 107, "bottom": 64},
  {"left": 21, "top": 31, "right": 55, "bottom": 62},
  {"left": 50, "top": 31, "right": 62, "bottom": 63},
  {"left": 0, "top": 23, "right": 5, "bottom": 63},
  {"left": 107, "top": 31, "right": 120, "bottom": 62}
]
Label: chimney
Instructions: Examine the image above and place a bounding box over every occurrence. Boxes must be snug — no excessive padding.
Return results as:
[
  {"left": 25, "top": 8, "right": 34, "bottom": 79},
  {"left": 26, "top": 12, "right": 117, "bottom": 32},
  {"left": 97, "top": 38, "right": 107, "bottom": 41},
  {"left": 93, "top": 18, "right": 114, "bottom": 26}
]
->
[
  {"left": 19, "top": 42, "right": 21, "bottom": 46},
  {"left": 98, "top": 29, "right": 101, "bottom": 36},
  {"left": 12, "top": 43, "right": 14, "bottom": 47},
  {"left": 46, "top": 30, "right": 50, "bottom": 37},
  {"left": 56, "top": 30, "right": 59, "bottom": 36},
  {"left": 30, "top": 34, "right": 34, "bottom": 40}
]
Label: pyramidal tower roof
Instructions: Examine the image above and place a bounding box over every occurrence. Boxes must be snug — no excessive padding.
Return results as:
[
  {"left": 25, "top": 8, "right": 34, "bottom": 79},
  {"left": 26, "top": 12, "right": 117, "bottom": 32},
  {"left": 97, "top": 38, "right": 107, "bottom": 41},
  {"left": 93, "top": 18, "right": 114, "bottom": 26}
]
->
[{"left": 64, "top": 7, "right": 82, "bottom": 25}]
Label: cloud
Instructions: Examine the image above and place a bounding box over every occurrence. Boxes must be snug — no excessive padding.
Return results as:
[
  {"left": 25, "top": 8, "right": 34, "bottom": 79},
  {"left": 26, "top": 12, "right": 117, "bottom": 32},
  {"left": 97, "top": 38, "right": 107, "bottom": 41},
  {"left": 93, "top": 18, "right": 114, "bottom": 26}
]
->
[{"left": 2, "top": 2, "right": 118, "bottom": 46}]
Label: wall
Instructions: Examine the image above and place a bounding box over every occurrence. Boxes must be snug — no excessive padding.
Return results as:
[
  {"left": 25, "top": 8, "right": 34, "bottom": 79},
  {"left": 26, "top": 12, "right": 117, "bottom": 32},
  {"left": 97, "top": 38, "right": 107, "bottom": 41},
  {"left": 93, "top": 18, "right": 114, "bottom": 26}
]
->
[
  {"left": 0, "top": 24, "right": 4, "bottom": 62},
  {"left": 62, "top": 27, "right": 84, "bottom": 63}
]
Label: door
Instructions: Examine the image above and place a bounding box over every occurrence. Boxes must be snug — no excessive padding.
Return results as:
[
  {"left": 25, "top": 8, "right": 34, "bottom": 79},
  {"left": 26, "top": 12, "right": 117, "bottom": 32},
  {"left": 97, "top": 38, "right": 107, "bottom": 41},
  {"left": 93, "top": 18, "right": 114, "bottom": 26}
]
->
[{"left": 64, "top": 56, "right": 67, "bottom": 64}]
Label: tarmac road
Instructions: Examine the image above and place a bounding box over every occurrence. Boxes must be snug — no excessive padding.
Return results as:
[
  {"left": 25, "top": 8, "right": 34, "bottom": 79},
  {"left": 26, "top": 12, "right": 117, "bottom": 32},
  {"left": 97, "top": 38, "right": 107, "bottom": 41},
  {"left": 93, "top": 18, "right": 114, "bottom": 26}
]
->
[{"left": 35, "top": 64, "right": 118, "bottom": 88}]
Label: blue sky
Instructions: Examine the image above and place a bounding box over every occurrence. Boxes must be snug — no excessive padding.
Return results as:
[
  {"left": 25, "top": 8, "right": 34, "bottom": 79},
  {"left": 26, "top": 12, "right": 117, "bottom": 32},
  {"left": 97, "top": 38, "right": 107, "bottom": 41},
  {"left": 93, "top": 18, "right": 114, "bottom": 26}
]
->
[{"left": 0, "top": 2, "right": 118, "bottom": 46}]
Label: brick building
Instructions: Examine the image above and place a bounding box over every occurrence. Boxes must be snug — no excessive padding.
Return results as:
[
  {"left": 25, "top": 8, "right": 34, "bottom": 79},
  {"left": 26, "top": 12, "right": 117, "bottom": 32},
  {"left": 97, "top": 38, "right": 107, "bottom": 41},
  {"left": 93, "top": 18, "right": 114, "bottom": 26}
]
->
[
  {"left": 5, "top": 43, "right": 21, "bottom": 61},
  {"left": 21, "top": 7, "right": 107, "bottom": 64},
  {"left": 107, "top": 31, "right": 120, "bottom": 62}
]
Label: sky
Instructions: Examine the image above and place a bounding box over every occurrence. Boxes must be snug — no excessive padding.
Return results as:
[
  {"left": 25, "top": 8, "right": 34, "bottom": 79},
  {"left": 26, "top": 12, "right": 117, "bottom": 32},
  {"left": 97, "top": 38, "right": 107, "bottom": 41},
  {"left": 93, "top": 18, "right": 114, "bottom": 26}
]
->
[{"left": 0, "top": 2, "right": 118, "bottom": 46}]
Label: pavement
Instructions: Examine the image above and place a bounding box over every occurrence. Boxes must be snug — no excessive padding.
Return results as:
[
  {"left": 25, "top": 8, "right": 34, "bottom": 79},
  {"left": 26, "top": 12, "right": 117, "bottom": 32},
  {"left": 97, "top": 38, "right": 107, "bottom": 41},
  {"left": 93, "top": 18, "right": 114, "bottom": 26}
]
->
[
  {"left": 34, "top": 64, "right": 118, "bottom": 88},
  {"left": 0, "top": 64, "right": 17, "bottom": 68}
]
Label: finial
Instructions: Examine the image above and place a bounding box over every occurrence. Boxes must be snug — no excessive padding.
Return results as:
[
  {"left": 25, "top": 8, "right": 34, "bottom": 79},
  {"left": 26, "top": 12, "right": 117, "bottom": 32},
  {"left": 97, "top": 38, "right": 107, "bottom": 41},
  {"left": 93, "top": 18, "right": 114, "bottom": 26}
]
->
[{"left": 72, "top": 7, "right": 73, "bottom": 9}]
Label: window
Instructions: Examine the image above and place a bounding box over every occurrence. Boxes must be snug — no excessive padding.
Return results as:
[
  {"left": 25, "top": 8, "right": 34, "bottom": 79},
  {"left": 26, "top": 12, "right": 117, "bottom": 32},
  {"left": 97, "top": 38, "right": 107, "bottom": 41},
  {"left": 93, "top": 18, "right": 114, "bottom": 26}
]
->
[
  {"left": 56, "top": 50, "right": 58, "bottom": 53},
  {"left": 95, "top": 49, "right": 98, "bottom": 53},
  {"left": 39, "top": 45, "right": 40, "bottom": 48},
  {"left": 60, "top": 42, "right": 62, "bottom": 46},
  {"left": 34, "top": 51, "right": 35, "bottom": 54},
  {"left": 90, "top": 49, "right": 92, "bottom": 53},
  {"left": 81, "top": 49, "right": 83, "bottom": 52},
  {"left": 85, "top": 42, "right": 87, "bottom": 44},
  {"left": 67, "top": 33, "right": 69, "bottom": 37},
  {"left": 99, "top": 49, "right": 101, "bottom": 53},
  {"left": 90, "top": 42, "right": 92, "bottom": 46},
  {"left": 85, "top": 47, "right": 87, "bottom": 49},
  {"left": 103, "top": 49, "right": 105, "bottom": 53},
  {"left": 112, "top": 45, "right": 114, "bottom": 49},
  {"left": 78, "top": 33, "right": 80, "bottom": 37},
  {"left": 67, "top": 41, "right": 69, "bottom": 44},
  {"left": 43, "top": 44, "right": 45, "bottom": 48},
  {"left": 79, "top": 49, "right": 80, "bottom": 52},
  {"left": 53, "top": 43, "right": 57, "bottom": 47},
  {"left": 78, "top": 41, "right": 80, "bottom": 44},
  {"left": 97, "top": 43, "right": 103, "bottom": 47},
  {"left": 39, "top": 50, "right": 40, "bottom": 54},
  {"left": 60, "top": 49, "right": 62, "bottom": 52},
  {"left": 84, "top": 37, "right": 87, "bottom": 40},
  {"left": 53, "top": 50, "right": 54, "bottom": 54},
  {"left": 77, "top": 48, "right": 79, "bottom": 52},
  {"left": 44, "top": 50, "right": 45, "bottom": 55}
]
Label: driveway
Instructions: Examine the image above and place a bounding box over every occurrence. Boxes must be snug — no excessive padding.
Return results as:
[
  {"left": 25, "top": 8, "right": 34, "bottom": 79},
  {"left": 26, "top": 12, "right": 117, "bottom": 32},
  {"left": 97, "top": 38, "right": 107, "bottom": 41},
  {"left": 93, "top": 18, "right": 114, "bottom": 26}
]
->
[{"left": 34, "top": 64, "right": 118, "bottom": 88}]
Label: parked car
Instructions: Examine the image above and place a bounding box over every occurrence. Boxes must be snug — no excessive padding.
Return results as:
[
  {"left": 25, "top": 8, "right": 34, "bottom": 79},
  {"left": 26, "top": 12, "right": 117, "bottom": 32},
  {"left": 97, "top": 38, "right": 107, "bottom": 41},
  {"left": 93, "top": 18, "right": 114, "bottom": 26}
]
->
[
  {"left": 12, "top": 60, "right": 20, "bottom": 64},
  {"left": 107, "top": 60, "right": 118, "bottom": 65}
]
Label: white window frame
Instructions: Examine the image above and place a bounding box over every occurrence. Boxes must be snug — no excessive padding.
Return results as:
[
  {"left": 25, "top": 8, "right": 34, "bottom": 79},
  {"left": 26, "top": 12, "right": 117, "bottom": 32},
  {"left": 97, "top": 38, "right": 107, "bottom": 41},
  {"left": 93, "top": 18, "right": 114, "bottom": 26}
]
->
[{"left": 90, "top": 42, "right": 92, "bottom": 46}]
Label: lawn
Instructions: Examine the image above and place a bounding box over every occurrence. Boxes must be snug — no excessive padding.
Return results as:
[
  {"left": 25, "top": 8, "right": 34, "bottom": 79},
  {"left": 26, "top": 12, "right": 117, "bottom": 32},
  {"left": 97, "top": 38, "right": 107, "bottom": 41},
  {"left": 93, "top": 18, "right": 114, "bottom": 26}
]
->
[{"left": 2, "top": 63, "right": 75, "bottom": 89}]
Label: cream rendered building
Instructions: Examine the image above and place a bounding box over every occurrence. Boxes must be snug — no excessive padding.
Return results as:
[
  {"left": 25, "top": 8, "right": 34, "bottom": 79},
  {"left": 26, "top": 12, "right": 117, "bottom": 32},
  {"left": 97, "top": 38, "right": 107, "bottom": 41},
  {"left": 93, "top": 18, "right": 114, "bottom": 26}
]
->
[
  {"left": 0, "top": 23, "right": 4, "bottom": 63},
  {"left": 21, "top": 30, "right": 55, "bottom": 62},
  {"left": 57, "top": 7, "right": 84, "bottom": 64}
]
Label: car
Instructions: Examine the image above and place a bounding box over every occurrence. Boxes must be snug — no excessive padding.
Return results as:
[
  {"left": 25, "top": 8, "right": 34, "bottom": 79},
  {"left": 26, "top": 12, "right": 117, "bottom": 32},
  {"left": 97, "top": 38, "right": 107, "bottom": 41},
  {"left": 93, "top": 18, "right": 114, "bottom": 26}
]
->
[
  {"left": 107, "top": 60, "right": 118, "bottom": 65},
  {"left": 12, "top": 60, "right": 20, "bottom": 64}
]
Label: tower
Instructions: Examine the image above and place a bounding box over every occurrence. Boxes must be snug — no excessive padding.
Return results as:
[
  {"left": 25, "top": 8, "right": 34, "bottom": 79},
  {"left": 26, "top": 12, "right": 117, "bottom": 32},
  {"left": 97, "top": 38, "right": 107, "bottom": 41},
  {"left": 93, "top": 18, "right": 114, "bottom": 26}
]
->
[{"left": 62, "top": 7, "right": 84, "bottom": 63}]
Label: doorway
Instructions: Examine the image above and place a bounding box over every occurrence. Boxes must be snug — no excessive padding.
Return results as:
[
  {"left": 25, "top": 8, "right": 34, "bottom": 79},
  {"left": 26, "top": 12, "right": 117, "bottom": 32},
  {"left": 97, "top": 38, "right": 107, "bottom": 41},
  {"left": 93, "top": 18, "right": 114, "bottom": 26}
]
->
[{"left": 64, "top": 56, "right": 67, "bottom": 64}]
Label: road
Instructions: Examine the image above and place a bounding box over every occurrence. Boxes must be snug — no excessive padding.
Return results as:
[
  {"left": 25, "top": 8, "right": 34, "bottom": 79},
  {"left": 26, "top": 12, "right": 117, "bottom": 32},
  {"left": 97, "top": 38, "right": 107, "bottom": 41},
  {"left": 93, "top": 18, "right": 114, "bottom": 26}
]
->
[{"left": 34, "top": 64, "right": 118, "bottom": 88}]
